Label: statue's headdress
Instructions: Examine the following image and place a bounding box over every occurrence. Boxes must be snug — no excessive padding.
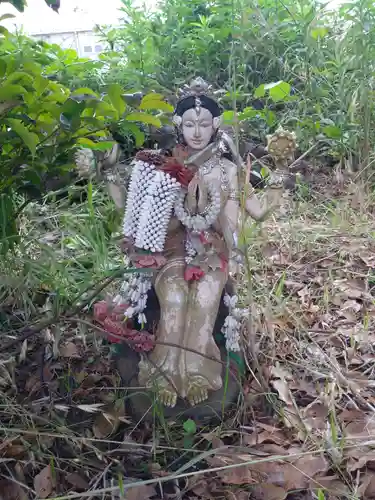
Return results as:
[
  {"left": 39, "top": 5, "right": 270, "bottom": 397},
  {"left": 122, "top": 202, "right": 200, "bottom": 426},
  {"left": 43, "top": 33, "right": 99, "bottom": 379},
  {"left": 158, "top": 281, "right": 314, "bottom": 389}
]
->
[{"left": 174, "top": 77, "right": 221, "bottom": 119}]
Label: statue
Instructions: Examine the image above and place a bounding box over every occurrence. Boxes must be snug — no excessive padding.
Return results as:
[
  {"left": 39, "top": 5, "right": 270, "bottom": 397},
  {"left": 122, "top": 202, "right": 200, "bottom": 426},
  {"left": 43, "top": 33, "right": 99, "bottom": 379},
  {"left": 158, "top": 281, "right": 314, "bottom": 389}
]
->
[{"left": 87, "top": 78, "right": 295, "bottom": 411}]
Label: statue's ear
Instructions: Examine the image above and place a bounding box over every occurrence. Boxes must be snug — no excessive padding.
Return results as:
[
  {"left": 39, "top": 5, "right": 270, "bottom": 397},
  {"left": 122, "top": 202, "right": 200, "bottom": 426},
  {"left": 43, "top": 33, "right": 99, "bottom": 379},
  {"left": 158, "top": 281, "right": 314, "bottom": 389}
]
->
[
  {"left": 173, "top": 115, "right": 182, "bottom": 127},
  {"left": 213, "top": 116, "right": 221, "bottom": 130}
]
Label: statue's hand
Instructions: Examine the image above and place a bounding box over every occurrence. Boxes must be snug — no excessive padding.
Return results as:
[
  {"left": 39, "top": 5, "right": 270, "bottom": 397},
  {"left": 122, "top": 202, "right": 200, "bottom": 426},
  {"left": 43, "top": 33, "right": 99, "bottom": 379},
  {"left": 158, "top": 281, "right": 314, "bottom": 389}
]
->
[{"left": 267, "top": 169, "right": 288, "bottom": 189}]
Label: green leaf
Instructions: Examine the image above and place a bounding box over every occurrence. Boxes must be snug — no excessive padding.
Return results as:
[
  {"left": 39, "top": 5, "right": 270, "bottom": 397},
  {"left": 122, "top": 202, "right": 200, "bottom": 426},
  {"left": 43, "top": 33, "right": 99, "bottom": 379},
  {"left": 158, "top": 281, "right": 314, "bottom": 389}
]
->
[
  {"left": 238, "top": 107, "right": 258, "bottom": 121},
  {"left": 254, "top": 84, "right": 265, "bottom": 98},
  {"left": 0, "top": 13, "right": 15, "bottom": 21},
  {"left": 91, "top": 141, "right": 116, "bottom": 151},
  {"left": 6, "top": 118, "right": 39, "bottom": 156},
  {"left": 22, "top": 61, "right": 42, "bottom": 75},
  {"left": 323, "top": 125, "right": 341, "bottom": 139},
  {"left": 0, "top": 192, "right": 18, "bottom": 254},
  {"left": 183, "top": 419, "right": 197, "bottom": 435},
  {"left": 267, "top": 81, "right": 291, "bottom": 102},
  {"left": 34, "top": 75, "right": 50, "bottom": 96},
  {"left": 222, "top": 110, "right": 235, "bottom": 124},
  {"left": 92, "top": 100, "right": 119, "bottom": 120},
  {"left": 6, "top": 0, "right": 26, "bottom": 12},
  {"left": 125, "top": 112, "right": 161, "bottom": 128},
  {"left": 108, "top": 83, "right": 126, "bottom": 116},
  {"left": 0, "top": 59, "right": 6, "bottom": 78},
  {"left": 0, "top": 25, "right": 9, "bottom": 36},
  {"left": 141, "top": 92, "right": 165, "bottom": 102},
  {"left": 71, "top": 88, "right": 100, "bottom": 99},
  {"left": 310, "top": 27, "right": 329, "bottom": 40},
  {"left": 183, "top": 435, "right": 194, "bottom": 449},
  {"left": 76, "top": 138, "right": 97, "bottom": 148},
  {"left": 317, "top": 489, "right": 326, "bottom": 500},
  {"left": 6, "top": 71, "right": 34, "bottom": 87},
  {"left": 139, "top": 98, "right": 173, "bottom": 113},
  {"left": 0, "top": 84, "right": 27, "bottom": 101},
  {"left": 125, "top": 123, "right": 145, "bottom": 147},
  {"left": 77, "top": 138, "right": 115, "bottom": 151}
]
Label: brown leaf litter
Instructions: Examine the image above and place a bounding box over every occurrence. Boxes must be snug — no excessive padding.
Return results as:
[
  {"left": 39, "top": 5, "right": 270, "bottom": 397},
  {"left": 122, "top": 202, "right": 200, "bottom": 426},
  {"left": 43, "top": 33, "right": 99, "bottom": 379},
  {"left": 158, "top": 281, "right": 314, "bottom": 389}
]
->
[{"left": 1, "top": 182, "right": 375, "bottom": 498}]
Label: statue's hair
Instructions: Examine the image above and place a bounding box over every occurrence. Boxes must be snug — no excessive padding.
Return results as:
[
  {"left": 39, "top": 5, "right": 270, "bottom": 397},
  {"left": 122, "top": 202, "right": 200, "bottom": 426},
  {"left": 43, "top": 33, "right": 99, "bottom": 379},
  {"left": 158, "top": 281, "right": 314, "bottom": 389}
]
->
[{"left": 174, "top": 95, "right": 221, "bottom": 118}]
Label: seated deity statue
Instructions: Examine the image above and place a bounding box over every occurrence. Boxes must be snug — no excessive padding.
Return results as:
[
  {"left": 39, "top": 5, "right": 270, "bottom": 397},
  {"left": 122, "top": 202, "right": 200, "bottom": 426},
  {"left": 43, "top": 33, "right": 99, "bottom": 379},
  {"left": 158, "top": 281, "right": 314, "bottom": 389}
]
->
[{"left": 83, "top": 77, "right": 296, "bottom": 409}]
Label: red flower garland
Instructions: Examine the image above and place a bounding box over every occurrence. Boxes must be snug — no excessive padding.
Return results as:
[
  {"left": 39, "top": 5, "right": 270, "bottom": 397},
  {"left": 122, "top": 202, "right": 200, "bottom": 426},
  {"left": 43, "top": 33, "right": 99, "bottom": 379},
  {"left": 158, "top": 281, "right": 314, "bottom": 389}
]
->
[{"left": 93, "top": 301, "right": 155, "bottom": 353}]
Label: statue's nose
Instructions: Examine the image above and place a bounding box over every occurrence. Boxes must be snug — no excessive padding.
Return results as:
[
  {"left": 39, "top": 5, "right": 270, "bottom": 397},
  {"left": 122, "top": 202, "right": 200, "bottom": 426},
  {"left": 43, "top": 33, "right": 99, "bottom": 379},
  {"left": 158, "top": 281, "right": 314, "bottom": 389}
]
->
[{"left": 194, "top": 124, "right": 200, "bottom": 137}]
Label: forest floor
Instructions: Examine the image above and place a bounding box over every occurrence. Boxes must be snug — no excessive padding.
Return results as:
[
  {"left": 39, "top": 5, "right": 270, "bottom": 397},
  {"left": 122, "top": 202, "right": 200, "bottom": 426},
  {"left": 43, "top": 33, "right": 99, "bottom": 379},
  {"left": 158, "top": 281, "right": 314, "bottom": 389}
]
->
[{"left": 1, "top": 173, "right": 375, "bottom": 500}]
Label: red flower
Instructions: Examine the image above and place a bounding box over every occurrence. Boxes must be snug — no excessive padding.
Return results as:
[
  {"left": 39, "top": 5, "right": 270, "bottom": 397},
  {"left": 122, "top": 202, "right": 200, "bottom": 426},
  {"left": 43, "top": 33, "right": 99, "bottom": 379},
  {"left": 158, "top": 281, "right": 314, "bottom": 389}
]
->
[
  {"left": 103, "top": 317, "right": 129, "bottom": 344},
  {"left": 93, "top": 300, "right": 154, "bottom": 352},
  {"left": 102, "top": 319, "right": 155, "bottom": 352},
  {"left": 184, "top": 266, "right": 205, "bottom": 282},
  {"left": 161, "top": 159, "right": 195, "bottom": 188},
  {"left": 93, "top": 301, "right": 110, "bottom": 323}
]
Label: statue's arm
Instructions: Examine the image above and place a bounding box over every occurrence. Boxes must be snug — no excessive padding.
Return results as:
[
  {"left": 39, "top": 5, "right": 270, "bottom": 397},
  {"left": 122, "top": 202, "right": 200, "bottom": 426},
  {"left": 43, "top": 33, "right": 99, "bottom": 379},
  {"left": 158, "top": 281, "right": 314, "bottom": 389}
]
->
[
  {"left": 222, "top": 158, "right": 285, "bottom": 225},
  {"left": 245, "top": 180, "right": 284, "bottom": 222}
]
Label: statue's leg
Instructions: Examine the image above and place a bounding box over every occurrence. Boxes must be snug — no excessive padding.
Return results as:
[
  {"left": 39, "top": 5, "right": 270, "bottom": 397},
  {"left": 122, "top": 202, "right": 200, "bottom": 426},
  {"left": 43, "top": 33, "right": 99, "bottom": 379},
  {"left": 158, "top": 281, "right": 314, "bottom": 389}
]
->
[
  {"left": 181, "top": 269, "right": 228, "bottom": 406},
  {"left": 138, "top": 258, "right": 188, "bottom": 408}
]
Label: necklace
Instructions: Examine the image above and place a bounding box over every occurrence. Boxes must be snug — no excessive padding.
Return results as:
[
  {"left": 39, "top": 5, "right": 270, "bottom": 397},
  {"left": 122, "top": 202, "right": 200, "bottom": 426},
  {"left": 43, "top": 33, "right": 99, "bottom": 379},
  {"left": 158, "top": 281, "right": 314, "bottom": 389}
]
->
[
  {"left": 174, "top": 182, "right": 221, "bottom": 232},
  {"left": 197, "top": 154, "right": 229, "bottom": 192}
]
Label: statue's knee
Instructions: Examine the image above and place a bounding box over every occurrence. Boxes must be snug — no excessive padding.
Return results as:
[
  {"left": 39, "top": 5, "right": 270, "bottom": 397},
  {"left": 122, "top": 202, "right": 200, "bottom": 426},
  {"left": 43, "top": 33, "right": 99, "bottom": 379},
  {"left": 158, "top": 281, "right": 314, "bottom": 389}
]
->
[{"left": 158, "top": 280, "right": 188, "bottom": 310}]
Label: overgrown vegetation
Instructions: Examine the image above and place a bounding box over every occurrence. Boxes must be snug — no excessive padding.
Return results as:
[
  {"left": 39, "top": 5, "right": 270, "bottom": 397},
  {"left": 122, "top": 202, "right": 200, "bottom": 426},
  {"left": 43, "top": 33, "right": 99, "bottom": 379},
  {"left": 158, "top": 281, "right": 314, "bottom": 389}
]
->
[{"left": 1, "top": 0, "right": 375, "bottom": 499}]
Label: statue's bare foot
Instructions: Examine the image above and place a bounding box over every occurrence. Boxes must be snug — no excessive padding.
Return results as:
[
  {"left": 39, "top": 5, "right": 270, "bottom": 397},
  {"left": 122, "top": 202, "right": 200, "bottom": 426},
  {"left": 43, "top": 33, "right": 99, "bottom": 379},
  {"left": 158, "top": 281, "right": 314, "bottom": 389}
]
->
[
  {"left": 151, "top": 376, "right": 178, "bottom": 408},
  {"left": 187, "top": 377, "right": 209, "bottom": 406},
  {"left": 157, "top": 385, "right": 178, "bottom": 408}
]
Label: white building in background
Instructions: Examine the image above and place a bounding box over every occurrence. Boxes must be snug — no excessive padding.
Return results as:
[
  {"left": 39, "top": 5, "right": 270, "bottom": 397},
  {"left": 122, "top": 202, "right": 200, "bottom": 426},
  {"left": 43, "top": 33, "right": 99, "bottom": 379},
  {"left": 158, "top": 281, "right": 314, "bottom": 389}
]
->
[{"left": 30, "top": 29, "right": 108, "bottom": 60}]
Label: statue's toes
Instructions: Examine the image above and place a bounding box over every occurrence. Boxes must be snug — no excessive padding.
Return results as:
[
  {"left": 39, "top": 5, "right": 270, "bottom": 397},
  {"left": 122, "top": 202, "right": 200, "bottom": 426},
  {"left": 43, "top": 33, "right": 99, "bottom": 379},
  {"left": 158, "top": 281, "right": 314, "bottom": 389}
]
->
[
  {"left": 159, "top": 388, "right": 177, "bottom": 408},
  {"left": 167, "top": 391, "right": 177, "bottom": 408},
  {"left": 187, "top": 384, "right": 209, "bottom": 406}
]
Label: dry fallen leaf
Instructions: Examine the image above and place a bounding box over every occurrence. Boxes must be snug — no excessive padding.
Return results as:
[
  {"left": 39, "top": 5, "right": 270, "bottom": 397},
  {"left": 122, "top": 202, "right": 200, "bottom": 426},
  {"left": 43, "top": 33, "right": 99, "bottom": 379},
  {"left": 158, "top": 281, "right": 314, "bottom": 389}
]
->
[
  {"left": 93, "top": 401, "right": 127, "bottom": 438},
  {"left": 124, "top": 484, "right": 156, "bottom": 500},
  {"left": 309, "top": 475, "right": 352, "bottom": 497},
  {"left": 251, "top": 483, "right": 288, "bottom": 500},
  {"left": 359, "top": 473, "right": 375, "bottom": 498},
  {"left": 60, "top": 342, "right": 80, "bottom": 358},
  {"left": 0, "top": 479, "right": 28, "bottom": 500},
  {"left": 93, "top": 412, "right": 119, "bottom": 438},
  {"left": 343, "top": 413, "right": 375, "bottom": 439},
  {"left": 207, "top": 449, "right": 328, "bottom": 494},
  {"left": 34, "top": 465, "right": 55, "bottom": 499},
  {"left": 66, "top": 472, "right": 89, "bottom": 492}
]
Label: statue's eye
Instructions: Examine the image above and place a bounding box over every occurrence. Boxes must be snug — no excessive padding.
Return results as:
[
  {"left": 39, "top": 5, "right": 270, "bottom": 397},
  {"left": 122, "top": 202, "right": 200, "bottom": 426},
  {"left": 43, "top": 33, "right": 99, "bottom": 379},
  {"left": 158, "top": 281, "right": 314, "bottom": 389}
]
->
[
  {"left": 200, "top": 122, "right": 211, "bottom": 128},
  {"left": 183, "top": 121, "right": 194, "bottom": 128}
]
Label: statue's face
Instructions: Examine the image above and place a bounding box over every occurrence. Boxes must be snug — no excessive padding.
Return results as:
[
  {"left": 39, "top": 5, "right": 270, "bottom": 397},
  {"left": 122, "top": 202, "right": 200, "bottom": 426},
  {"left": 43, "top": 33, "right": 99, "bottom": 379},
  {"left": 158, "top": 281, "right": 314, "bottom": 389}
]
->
[{"left": 181, "top": 107, "right": 214, "bottom": 151}]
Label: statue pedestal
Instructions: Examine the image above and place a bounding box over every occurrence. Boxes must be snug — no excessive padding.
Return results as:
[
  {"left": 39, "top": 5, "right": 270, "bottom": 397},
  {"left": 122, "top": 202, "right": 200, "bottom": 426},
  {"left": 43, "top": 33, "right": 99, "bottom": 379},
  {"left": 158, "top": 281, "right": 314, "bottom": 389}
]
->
[{"left": 115, "top": 343, "right": 242, "bottom": 423}]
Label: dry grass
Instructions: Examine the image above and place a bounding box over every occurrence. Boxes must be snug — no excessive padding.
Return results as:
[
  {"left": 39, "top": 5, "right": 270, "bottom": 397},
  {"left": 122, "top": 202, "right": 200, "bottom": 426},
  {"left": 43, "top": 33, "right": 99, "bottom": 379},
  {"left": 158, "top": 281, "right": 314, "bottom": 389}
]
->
[{"left": 1, "top": 179, "right": 375, "bottom": 499}]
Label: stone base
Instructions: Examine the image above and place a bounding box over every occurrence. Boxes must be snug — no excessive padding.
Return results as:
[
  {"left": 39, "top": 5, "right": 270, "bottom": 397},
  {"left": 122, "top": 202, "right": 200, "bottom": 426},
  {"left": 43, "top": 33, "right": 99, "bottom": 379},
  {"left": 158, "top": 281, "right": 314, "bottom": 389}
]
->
[{"left": 115, "top": 343, "right": 242, "bottom": 423}]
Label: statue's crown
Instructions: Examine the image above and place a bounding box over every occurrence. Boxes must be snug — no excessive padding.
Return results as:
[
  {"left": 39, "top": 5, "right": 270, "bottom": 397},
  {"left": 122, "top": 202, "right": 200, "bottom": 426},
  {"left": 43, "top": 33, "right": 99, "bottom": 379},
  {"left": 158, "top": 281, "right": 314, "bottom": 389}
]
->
[{"left": 177, "top": 77, "right": 214, "bottom": 101}]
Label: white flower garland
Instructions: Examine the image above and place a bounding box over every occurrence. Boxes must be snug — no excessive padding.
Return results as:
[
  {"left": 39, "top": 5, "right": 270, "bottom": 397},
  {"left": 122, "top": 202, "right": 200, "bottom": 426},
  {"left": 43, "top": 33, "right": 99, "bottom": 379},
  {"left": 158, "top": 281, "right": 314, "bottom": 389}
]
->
[
  {"left": 174, "top": 183, "right": 221, "bottom": 232},
  {"left": 222, "top": 294, "right": 243, "bottom": 352},
  {"left": 120, "top": 159, "right": 182, "bottom": 323},
  {"left": 74, "top": 148, "right": 96, "bottom": 178},
  {"left": 123, "top": 159, "right": 181, "bottom": 253},
  {"left": 113, "top": 272, "right": 152, "bottom": 325}
]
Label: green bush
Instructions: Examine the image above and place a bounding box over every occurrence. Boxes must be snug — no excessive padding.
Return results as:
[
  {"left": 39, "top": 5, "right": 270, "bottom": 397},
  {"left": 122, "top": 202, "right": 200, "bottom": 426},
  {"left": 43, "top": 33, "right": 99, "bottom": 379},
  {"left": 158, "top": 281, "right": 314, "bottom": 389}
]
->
[
  {"left": 92, "top": 0, "right": 375, "bottom": 170},
  {"left": 0, "top": 27, "right": 173, "bottom": 252}
]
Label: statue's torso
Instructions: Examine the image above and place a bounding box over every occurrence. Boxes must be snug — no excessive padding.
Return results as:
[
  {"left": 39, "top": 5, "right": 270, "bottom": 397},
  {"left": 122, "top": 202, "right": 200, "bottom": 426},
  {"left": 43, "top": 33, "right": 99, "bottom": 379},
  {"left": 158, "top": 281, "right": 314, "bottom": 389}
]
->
[{"left": 163, "top": 155, "right": 237, "bottom": 261}]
